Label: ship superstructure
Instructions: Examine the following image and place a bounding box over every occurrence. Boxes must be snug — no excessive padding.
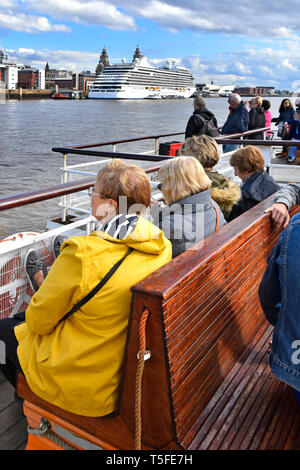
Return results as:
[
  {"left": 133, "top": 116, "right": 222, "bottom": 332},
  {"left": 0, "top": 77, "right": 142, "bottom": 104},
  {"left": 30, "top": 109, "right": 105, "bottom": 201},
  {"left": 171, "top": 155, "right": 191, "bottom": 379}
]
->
[{"left": 89, "top": 48, "right": 196, "bottom": 100}]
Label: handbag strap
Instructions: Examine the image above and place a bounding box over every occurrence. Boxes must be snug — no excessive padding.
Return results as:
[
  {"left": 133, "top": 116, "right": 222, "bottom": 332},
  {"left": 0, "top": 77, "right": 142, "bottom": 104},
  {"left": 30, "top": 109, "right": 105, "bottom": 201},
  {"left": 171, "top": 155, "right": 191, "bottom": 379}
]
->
[
  {"left": 210, "top": 200, "right": 220, "bottom": 231},
  {"left": 57, "top": 247, "right": 133, "bottom": 326}
]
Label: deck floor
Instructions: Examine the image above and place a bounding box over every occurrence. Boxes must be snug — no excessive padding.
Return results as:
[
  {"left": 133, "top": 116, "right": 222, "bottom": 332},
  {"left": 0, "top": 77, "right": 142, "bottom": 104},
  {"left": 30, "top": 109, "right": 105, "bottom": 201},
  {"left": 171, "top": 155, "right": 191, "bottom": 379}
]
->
[{"left": 0, "top": 371, "right": 27, "bottom": 450}]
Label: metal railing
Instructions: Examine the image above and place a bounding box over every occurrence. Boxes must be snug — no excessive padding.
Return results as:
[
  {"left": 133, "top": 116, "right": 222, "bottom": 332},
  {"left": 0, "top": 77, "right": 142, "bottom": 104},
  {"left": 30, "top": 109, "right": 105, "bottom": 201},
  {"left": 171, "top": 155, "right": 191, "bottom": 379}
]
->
[
  {"left": 52, "top": 127, "right": 272, "bottom": 220},
  {"left": 1, "top": 126, "right": 299, "bottom": 222}
]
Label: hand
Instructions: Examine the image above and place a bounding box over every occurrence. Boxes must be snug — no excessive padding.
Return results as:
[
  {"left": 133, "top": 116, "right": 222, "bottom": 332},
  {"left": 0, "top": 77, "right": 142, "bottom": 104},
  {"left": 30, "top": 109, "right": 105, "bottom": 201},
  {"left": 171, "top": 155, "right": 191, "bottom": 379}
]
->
[{"left": 265, "top": 203, "right": 290, "bottom": 231}]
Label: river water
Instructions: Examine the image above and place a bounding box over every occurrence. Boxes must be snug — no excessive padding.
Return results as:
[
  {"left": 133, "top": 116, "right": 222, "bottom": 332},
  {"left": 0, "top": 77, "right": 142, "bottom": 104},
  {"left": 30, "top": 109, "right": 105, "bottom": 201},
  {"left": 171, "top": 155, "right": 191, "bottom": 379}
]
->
[{"left": 0, "top": 96, "right": 288, "bottom": 238}]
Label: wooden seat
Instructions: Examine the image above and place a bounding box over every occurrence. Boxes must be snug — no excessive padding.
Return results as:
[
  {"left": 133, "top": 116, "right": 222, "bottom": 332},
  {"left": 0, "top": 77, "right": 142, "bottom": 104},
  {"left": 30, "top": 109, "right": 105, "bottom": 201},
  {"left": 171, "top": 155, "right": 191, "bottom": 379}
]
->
[{"left": 17, "top": 195, "right": 300, "bottom": 450}]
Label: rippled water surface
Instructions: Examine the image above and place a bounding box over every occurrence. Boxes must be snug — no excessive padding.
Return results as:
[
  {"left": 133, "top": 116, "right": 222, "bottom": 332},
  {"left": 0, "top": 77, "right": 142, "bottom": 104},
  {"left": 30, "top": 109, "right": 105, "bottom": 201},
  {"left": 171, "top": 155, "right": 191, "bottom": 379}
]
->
[{"left": 0, "top": 96, "right": 286, "bottom": 237}]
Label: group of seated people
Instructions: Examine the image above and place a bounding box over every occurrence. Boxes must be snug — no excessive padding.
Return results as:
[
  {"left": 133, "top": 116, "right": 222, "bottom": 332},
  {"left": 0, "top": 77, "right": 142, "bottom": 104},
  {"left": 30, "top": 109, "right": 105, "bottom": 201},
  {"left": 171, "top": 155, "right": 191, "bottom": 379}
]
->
[{"left": 0, "top": 133, "right": 297, "bottom": 421}]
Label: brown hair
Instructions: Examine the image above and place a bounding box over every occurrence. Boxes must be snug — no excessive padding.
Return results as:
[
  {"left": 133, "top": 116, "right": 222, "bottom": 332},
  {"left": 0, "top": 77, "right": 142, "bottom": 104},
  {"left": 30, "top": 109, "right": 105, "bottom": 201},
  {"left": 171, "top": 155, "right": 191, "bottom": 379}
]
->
[
  {"left": 177, "top": 135, "right": 220, "bottom": 168},
  {"left": 158, "top": 156, "right": 211, "bottom": 204},
  {"left": 96, "top": 159, "right": 151, "bottom": 210},
  {"left": 230, "top": 146, "right": 265, "bottom": 173}
]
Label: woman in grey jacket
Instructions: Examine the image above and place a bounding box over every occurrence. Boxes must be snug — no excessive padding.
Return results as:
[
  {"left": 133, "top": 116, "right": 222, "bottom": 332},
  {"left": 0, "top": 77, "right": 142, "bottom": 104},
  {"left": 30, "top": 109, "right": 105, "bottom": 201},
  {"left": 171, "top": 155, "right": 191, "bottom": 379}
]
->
[{"left": 151, "top": 157, "right": 226, "bottom": 257}]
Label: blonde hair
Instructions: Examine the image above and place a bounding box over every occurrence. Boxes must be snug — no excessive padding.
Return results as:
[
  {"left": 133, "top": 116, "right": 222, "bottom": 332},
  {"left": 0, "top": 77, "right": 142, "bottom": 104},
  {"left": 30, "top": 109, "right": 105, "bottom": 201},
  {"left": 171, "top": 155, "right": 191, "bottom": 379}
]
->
[
  {"left": 158, "top": 157, "right": 211, "bottom": 204},
  {"left": 230, "top": 145, "right": 265, "bottom": 173},
  {"left": 255, "top": 96, "right": 263, "bottom": 107},
  {"left": 177, "top": 135, "right": 220, "bottom": 168},
  {"left": 96, "top": 159, "right": 151, "bottom": 210}
]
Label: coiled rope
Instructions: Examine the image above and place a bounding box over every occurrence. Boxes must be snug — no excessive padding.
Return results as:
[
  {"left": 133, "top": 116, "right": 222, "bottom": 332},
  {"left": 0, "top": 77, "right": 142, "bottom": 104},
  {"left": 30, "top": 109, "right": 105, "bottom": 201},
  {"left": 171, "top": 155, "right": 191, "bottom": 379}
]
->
[{"left": 134, "top": 308, "right": 150, "bottom": 451}]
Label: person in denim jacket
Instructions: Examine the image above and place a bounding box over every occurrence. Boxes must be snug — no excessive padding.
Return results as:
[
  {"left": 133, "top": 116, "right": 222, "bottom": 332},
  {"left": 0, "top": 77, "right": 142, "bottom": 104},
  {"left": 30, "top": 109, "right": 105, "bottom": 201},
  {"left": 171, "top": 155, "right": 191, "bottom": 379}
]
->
[{"left": 259, "top": 212, "right": 300, "bottom": 392}]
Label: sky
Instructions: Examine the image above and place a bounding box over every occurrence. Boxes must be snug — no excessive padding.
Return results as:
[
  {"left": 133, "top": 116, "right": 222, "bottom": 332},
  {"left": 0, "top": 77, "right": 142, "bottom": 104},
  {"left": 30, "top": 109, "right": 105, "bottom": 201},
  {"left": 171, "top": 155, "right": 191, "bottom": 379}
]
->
[{"left": 1, "top": 0, "right": 300, "bottom": 90}]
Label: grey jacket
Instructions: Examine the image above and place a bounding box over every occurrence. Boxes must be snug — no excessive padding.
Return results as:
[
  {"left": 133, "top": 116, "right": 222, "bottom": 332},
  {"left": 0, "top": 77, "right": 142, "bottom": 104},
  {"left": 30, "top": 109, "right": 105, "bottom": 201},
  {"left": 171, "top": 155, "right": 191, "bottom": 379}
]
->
[
  {"left": 151, "top": 189, "right": 226, "bottom": 258},
  {"left": 275, "top": 184, "right": 300, "bottom": 209}
]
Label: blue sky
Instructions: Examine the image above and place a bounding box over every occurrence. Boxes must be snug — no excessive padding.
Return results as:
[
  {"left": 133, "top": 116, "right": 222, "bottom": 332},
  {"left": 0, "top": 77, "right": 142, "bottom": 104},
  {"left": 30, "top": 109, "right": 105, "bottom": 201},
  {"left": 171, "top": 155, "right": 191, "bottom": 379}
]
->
[{"left": 1, "top": 0, "right": 300, "bottom": 90}]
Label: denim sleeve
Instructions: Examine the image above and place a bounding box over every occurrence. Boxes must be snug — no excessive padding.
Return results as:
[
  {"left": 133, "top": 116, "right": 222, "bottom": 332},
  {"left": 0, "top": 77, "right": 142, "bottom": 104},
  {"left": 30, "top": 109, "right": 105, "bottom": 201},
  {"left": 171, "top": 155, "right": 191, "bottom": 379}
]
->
[{"left": 258, "top": 239, "right": 282, "bottom": 326}]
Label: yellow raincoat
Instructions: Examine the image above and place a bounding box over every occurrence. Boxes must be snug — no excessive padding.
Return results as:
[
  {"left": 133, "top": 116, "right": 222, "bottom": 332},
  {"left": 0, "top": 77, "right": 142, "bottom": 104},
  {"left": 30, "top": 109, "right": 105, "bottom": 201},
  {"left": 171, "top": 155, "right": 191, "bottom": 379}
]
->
[{"left": 15, "top": 217, "right": 171, "bottom": 416}]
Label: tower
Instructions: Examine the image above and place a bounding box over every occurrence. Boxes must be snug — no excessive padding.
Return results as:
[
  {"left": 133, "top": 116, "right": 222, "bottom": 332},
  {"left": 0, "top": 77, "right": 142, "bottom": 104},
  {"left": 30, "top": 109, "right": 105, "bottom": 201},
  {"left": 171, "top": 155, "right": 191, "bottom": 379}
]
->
[
  {"left": 96, "top": 47, "right": 110, "bottom": 75},
  {"left": 45, "top": 62, "right": 50, "bottom": 78},
  {"left": 132, "top": 45, "right": 142, "bottom": 62}
]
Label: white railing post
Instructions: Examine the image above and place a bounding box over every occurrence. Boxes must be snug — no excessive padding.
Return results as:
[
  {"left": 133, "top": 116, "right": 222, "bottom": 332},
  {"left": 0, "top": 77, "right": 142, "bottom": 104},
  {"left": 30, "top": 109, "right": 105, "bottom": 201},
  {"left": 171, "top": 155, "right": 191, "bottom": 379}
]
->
[
  {"left": 154, "top": 137, "right": 159, "bottom": 154},
  {"left": 62, "top": 153, "right": 68, "bottom": 222}
]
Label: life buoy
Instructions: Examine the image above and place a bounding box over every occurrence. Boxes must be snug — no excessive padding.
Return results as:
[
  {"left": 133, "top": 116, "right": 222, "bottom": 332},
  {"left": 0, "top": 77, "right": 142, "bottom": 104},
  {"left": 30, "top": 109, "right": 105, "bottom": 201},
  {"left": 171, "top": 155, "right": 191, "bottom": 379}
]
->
[{"left": 0, "top": 232, "right": 53, "bottom": 319}]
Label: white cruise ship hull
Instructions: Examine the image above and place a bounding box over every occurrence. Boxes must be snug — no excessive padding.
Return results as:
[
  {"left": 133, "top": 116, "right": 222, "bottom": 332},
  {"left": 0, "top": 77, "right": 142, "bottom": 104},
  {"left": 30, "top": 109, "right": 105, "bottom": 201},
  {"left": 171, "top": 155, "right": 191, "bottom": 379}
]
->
[{"left": 89, "top": 85, "right": 195, "bottom": 99}]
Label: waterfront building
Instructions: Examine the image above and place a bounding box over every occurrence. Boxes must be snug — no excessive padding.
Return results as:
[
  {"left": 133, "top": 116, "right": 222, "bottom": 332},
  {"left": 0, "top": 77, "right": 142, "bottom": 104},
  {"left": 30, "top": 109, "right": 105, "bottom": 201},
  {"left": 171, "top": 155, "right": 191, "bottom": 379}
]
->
[
  {"left": 234, "top": 86, "right": 275, "bottom": 96},
  {"left": 18, "top": 67, "right": 45, "bottom": 89},
  {"left": 72, "top": 71, "right": 97, "bottom": 91},
  {"left": 45, "top": 63, "right": 73, "bottom": 89},
  {"left": 0, "top": 49, "right": 18, "bottom": 89}
]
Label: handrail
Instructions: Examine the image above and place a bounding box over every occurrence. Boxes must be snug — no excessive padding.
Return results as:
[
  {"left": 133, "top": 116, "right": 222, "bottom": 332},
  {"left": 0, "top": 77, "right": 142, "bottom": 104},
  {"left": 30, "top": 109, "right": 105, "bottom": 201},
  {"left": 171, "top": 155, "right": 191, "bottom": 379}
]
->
[
  {"left": 53, "top": 127, "right": 271, "bottom": 156},
  {"left": 52, "top": 148, "right": 173, "bottom": 162},
  {"left": 70, "top": 132, "right": 185, "bottom": 150},
  {"left": 0, "top": 164, "right": 163, "bottom": 212},
  {"left": 1, "top": 127, "right": 296, "bottom": 214}
]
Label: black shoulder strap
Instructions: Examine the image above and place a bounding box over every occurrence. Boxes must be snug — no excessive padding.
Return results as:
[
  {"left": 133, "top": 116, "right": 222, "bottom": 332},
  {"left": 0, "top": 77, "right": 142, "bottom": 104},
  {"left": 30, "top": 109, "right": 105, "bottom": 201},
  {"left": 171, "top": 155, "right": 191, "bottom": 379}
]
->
[{"left": 57, "top": 247, "right": 134, "bottom": 326}]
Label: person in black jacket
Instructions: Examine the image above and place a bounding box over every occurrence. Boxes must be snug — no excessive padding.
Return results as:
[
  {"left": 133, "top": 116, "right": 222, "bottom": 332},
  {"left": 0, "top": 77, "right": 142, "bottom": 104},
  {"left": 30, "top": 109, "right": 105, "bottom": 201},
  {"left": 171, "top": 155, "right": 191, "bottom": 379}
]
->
[
  {"left": 185, "top": 95, "right": 218, "bottom": 139},
  {"left": 247, "top": 96, "right": 266, "bottom": 140},
  {"left": 227, "top": 145, "right": 280, "bottom": 221}
]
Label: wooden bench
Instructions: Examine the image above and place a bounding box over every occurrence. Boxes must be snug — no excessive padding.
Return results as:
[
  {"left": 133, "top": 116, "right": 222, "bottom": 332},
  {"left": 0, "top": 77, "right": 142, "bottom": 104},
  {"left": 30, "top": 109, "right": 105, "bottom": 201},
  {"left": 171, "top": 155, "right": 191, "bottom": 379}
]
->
[{"left": 17, "top": 194, "right": 300, "bottom": 450}]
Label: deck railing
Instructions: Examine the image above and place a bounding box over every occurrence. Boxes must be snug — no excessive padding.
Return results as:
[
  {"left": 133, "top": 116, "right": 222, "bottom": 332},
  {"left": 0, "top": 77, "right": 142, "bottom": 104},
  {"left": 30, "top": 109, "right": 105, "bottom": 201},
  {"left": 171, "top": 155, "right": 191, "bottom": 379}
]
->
[
  {"left": 52, "top": 127, "right": 271, "bottom": 220},
  {"left": 1, "top": 126, "right": 299, "bottom": 221}
]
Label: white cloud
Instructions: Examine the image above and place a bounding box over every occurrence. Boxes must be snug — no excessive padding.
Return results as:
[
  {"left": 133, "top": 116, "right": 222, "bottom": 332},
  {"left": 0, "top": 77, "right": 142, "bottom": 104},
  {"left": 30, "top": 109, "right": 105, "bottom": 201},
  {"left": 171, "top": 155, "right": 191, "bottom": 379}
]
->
[
  {"left": 6, "top": 47, "right": 99, "bottom": 72},
  {"left": 122, "top": 0, "right": 300, "bottom": 38},
  {"left": 0, "top": 11, "right": 71, "bottom": 33},
  {"left": 27, "top": 0, "right": 137, "bottom": 30}
]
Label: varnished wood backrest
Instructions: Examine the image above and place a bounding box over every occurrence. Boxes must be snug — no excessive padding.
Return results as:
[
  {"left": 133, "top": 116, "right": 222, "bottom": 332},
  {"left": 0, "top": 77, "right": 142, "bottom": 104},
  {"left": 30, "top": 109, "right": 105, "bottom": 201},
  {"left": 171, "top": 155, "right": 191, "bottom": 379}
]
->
[{"left": 120, "top": 195, "right": 300, "bottom": 449}]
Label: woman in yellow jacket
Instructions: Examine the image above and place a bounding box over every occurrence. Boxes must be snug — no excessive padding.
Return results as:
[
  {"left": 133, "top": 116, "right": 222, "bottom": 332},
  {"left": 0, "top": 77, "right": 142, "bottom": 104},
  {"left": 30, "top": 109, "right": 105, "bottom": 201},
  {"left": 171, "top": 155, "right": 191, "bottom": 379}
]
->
[{"left": 0, "top": 160, "right": 172, "bottom": 417}]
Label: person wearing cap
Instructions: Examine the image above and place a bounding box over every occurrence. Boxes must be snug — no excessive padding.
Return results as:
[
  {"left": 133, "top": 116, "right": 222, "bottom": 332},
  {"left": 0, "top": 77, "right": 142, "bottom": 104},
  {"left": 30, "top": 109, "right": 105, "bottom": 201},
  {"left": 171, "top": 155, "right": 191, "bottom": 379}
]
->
[
  {"left": 185, "top": 94, "right": 218, "bottom": 139},
  {"left": 221, "top": 93, "right": 249, "bottom": 153}
]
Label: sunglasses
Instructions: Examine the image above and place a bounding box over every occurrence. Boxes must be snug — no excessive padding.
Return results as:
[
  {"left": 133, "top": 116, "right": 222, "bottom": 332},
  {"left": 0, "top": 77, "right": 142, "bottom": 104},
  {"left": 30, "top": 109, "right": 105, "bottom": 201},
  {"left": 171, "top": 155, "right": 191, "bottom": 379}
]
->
[{"left": 88, "top": 187, "right": 109, "bottom": 199}]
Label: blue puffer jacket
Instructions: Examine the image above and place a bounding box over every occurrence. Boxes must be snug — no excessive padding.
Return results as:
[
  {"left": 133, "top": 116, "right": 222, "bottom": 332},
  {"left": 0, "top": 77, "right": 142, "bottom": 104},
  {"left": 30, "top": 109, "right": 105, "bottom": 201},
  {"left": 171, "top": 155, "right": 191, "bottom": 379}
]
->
[
  {"left": 275, "top": 107, "right": 295, "bottom": 125},
  {"left": 221, "top": 102, "right": 249, "bottom": 135},
  {"left": 259, "top": 212, "right": 300, "bottom": 392}
]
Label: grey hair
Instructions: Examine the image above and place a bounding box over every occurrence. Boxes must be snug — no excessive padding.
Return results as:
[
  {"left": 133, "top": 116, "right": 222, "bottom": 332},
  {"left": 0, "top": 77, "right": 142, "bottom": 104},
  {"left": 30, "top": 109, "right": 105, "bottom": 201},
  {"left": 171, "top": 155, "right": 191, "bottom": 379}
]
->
[
  {"left": 228, "top": 93, "right": 241, "bottom": 104},
  {"left": 193, "top": 94, "right": 206, "bottom": 108}
]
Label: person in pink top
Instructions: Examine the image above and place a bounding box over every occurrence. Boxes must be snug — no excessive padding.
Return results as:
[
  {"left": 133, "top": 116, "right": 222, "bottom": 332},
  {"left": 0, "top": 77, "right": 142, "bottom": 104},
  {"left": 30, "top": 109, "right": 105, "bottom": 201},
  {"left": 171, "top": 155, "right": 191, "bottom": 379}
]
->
[{"left": 262, "top": 99, "right": 272, "bottom": 139}]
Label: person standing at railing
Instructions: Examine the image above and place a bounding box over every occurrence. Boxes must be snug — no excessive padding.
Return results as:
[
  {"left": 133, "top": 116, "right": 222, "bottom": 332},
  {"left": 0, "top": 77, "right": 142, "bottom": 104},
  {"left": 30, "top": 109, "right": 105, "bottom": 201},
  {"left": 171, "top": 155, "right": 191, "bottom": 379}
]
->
[
  {"left": 220, "top": 93, "right": 249, "bottom": 154},
  {"left": 284, "top": 108, "right": 300, "bottom": 164},
  {"left": 185, "top": 94, "right": 219, "bottom": 139},
  {"left": 262, "top": 99, "right": 272, "bottom": 139},
  {"left": 247, "top": 97, "right": 266, "bottom": 140},
  {"left": 275, "top": 99, "right": 295, "bottom": 159}
]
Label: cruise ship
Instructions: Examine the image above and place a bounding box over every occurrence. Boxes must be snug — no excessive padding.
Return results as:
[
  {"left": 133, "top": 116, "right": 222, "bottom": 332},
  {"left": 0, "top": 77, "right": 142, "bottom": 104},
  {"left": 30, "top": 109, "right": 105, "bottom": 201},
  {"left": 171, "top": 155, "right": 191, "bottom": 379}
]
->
[{"left": 88, "top": 50, "right": 196, "bottom": 100}]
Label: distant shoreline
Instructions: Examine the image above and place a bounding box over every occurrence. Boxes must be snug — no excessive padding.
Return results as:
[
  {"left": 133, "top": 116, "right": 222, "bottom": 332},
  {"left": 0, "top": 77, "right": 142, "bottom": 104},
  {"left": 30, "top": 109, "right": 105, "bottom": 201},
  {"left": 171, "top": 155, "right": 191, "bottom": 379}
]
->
[{"left": 1, "top": 89, "right": 294, "bottom": 100}]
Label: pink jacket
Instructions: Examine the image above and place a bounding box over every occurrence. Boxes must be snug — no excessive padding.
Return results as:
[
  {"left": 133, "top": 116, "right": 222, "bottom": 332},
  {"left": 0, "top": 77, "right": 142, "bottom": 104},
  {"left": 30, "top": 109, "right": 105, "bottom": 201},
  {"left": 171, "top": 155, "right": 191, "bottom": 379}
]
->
[{"left": 264, "top": 110, "right": 272, "bottom": 137}]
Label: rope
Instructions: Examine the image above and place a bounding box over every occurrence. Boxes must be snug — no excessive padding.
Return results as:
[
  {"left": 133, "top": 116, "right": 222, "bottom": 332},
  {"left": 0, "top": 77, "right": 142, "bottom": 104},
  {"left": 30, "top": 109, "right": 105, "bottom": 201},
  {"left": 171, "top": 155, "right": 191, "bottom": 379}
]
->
[
  {"left": 27, "top": 419, "right": 77, "bottom": 450},
  {"left": 44, "top": 431, "right": 76, "bottom": 450},
  {"left": 134, "top": 308, "right": 150, "bottom": 451}
]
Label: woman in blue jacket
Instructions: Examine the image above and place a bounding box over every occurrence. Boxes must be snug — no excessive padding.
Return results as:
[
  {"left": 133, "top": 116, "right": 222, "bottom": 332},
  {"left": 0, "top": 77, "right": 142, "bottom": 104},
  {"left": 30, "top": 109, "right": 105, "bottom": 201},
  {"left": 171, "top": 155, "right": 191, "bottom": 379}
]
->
[{"left": 276, "top": 99, "right": 295, "bottom": 158}]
